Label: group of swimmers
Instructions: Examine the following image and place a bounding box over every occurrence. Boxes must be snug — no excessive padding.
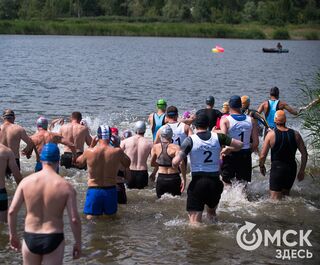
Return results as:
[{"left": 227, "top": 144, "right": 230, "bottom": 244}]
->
[{"left": 0, "top": 86, "right": 308, "bottom": 264}]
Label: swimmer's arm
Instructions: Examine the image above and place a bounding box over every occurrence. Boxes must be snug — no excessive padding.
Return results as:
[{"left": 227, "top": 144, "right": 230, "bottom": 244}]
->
[
  {"left": 148, "top": 113, "right": 153, "bottom": 125},
  {"left": 76, "top": 151, "right": 87, "bottom": 167},
  {"left": 49, "top": 118, "right": 64, "bottom": 131},
  {"left": 219, "top": 117, "right": 229, "bottom": 135},
  {"left": 251, "top": 118, "right": 259, "bottom": 152},
  {"left": 178, "top": 148, "right": 186, "bottom": 192},
  {"left": 85, "top": 129, "right": 92, "bottom": 147},
  {"left": 283, "top": 102, "right": 298, "bottom": 115},
  {"left": 220, "top": 135, "right": 243, "bottom": 156},
  {"left": 257, "top": 102, "right": 266, "bottom": 114},
  {"left": 154, "top": 129, "right": 161, "bottom": 144},
  {"left": 8, "top": 152, "right": 22, "bottom": 184},
  {"left": 20, "top": 129, "right": 34, "bottom": 158},
  {"left": 120, "top": 150, "right": 131, "bottom": 168},
  {"left": 66, "top": 187, "right": 81, "bottom": 259},
  {"left": 150, "top": 146, "right": 158, "bottom": 167},
  {"left": 54, "top": 134, "right": 76, "bottom": 155},
  {"left": 295, "top": 132, "right": 308, "bottom": 181},
  {"left": 8, "top": 183, "right": 24, "bottom": 250},
  {"left": 259, "top": 132, "right": 272, "bottom": 176},
  {"left": 172, "top": 137, "right": 192, "bottom": 168},
  {"left": 185, "top": 124, "right": 193, "bottom": 136}
]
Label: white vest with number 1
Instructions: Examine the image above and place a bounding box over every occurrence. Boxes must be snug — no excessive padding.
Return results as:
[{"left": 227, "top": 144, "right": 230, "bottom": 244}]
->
[{"left": 226, "top": 115, "right": 252, "bottom": 149}]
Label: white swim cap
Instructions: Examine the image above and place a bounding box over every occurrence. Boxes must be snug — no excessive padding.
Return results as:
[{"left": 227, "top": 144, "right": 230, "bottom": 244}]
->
[
  {"left": 97, "top": 125, "right": 111, "bottom": 140},
  {"left": 161, "top": 125, "right": 173, "bottom": 140},
  {"left": 134, "top": 121, "right": 146, "bottom": 134}
]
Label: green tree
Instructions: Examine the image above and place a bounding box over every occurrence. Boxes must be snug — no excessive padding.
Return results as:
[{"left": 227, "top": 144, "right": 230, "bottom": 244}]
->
[
  {"left": 192, "top": 0, "right": 210, "bottom": 22},
  {"left": 0, "top": 0, "right": 20, "bottom": 19},
  {"left": 242, "top": 1, "right": 257, "bottom": 22}
]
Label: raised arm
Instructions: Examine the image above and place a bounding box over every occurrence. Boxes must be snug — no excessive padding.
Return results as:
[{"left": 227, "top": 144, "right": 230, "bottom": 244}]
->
[
  {"left": 8, "top": 183, "right": 25, "bottom": 250},
  {"left": 66, "top": 186, "right": 81, "bottom": 259},
  {"left": 283, "top": 102, "right": 298, "bottom": 115},
  {"left": 295, "top": 131, "right": 308, "bottom": 181},
  {"left": 8, "top": 151, "right": 22, "bottom": 184}
]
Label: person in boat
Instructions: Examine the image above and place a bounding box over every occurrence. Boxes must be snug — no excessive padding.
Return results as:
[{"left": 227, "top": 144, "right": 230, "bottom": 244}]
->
[
  {"left": 259, "top": 110, "right": 308, "bottom": 200},
  {"left": 277, "top": 42, "right": 282, "bottom": 51}
]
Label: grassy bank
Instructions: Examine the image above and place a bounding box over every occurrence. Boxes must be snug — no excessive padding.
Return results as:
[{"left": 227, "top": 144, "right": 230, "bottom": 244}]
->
[{"left": 0, "top": 19, "right": 319, "bottom": 40}]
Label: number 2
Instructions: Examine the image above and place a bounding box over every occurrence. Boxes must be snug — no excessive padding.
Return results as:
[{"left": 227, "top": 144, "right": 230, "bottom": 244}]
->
[{"left": 203, "top": 151, "right": 213, "bottom": 163}]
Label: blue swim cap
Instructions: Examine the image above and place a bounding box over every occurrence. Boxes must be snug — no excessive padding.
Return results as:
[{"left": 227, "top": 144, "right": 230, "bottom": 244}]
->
[
  {"left": 36, "top": 116, "right": 48, "bottom": 130},
  {"left": 229, "top": 95, "right": 242, "bottom": 109},
  {"left": 40, "top": 143, "right": 60, "bottom": 163},
  {"left": 97, "top": 125, "right": 111, "bottom": 140}
]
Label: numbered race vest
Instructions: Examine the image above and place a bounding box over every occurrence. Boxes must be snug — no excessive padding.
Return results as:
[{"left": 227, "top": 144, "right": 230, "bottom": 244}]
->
[
  {"left": 227, "top": 114, "right": 252, "bottom": 150},
  {"left": 167, "top": 122, "right": 186, "bottom": 146},
  {"left": 189, "top": 133, "right": 221, "bottom": 173}
]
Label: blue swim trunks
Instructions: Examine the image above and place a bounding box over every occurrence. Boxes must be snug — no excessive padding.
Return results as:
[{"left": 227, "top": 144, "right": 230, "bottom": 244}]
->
[{"left": 83, "top": 186, "right": 117, "bottom": 215}]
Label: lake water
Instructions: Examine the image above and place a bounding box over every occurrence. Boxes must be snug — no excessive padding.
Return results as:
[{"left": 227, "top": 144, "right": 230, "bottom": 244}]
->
[{"left": 0, "top": 35, "right": 319, "bottom": 264}]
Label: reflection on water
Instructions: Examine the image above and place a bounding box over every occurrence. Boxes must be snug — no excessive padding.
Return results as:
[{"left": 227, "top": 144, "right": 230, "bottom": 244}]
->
[{"left": 0, "top": 36, "right": 319, "bottom": 264}]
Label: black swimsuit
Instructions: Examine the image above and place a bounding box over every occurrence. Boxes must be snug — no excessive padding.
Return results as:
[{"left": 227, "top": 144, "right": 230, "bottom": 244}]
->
[
  {"left": 156, "top": 142, "right": 172, "bottom": 167},
  {"left": 24, "top": 232, "right": 64, "bottom": 255}
]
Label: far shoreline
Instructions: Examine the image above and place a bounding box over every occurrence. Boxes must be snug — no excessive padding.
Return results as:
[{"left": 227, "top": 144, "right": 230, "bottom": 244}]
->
[{"left": 0, "top": 19, "right": 319, "bottom": 40}]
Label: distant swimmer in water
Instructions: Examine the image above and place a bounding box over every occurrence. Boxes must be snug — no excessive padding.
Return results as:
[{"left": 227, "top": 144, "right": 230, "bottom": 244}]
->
[
  {"left": 259, "top": 110, "right": 308, "bottom": 200},
  {"left": 148, "top": 99, "right": 167, "bottom": 142},
  {"left": 277, "top": 42, "right": 282, "bottom": 51},
  {"left": 120, "top": 121, "right": 152, "bottom": 189},
  {"left": 220, "top": 96, "right": 259, "bottom": 186},
  {"left": 257, "top": 87, "right": 298, "bottom": 135},
  {"left": 31, "top": 116, "right": 76, "bottom": 172},
  {"left": 0, "top": 109, "right": 34, "bottom": 175},
  {"left": 76, "top": 125, "right": 130, "bottom": 219},
  {"left": 0, "top": 143, "right": 22, "bottom": 223},
  {"left": 151, "top": 125, "right": 186, "bottom": 198},
  {"left": 8, "top": 143, "right": 81, "bottom": 264},
  {"left": 59, "top": 112, "right": 92, "bottom": 170},
  {"left": 173, "top": 114, "right": 243, "bottom": 224}
]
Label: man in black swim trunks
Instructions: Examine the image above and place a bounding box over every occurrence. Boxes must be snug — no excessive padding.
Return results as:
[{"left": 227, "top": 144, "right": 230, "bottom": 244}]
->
[
  {"left": 259, "top": 110, "right": 308, "bottom": 200},
  {"left": 8, "top": 143, "right": 81, "bottom": 264},
  {"left": 173, "top": 114, "right": 243, "bottom": 224},
  {"left": 0, "top": 109, "right": 34, "bottom": 175},
  {"left": 0, "top": 143, "right": 22, "bottom": 223},
  {"left": 194, "top": 96, "right": 222, "bottom": 131}
]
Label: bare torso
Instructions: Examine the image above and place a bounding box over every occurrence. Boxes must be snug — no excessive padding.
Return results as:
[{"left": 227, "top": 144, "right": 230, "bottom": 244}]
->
[
  {"left": 82, "top": 145, "right": 130, "bottom": 187},
  {"left": 121, "top": 135, "right": 152, "bottom": 170},
  {"left": 59, "top": 123, "right": 91, "bottom": 153},
  {"left": 20, "top": 169, "right": 73, "bottom": 233},
  {"left": 0, "top": 122, "right": 27, "bottom": 158},
  {"left": 31, "top": 130, "right": 62, "bottom": 158}
]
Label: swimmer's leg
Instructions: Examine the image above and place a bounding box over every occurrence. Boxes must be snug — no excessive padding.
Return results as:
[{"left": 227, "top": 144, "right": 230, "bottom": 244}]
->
[
  {"left": 42, "top": 239, "right": 65, "bottom": 265},
  {"left": 270, "top": 190, "right": 282, "bottom": 200},
  {"left": 282, "top": 189, "right": 290, "bottom": 196},
  {"left": 188, "top": 211, "right": 202, "bottom": 225},
  {"left": 206, "top": 206, "right": 218, "bottom": 223},
  {"left": 22, "top": 240, "right": 42, "bottom": 265}
]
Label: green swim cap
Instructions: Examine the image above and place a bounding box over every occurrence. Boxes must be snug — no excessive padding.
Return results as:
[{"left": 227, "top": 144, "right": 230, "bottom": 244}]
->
[{"left": 157, "top": 99, "right": 167, "bottom": 107}]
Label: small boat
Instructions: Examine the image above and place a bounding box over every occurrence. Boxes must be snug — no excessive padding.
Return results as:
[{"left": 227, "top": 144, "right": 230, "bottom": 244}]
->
[{"left": 262, "top": 48, "right": 289, "bottom": 53}]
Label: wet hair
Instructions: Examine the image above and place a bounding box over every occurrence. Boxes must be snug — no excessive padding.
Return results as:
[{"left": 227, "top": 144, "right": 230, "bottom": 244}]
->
[
  {"left": 270, "top": 87, "right": 279, "bottom": 98},
  {"left": 3, "top": 109, "right": 15, "bottom": 121},
  {"left": 71, "top": 112, "right": 82, "bottom": 122},
  {"left": 193, "top": 113, "right": 209, "bottom": 129}
]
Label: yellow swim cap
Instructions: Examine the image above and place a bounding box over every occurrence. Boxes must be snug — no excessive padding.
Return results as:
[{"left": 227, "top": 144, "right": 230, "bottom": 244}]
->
[
  {"left": 241, "top": 95, "right": 250, "bottom": 109},
  {"left": 274, "top": 110, "right": 286, "bottom": 125},
  {"left": 221, "top": 102, "right": 229, "bottom": 114}
]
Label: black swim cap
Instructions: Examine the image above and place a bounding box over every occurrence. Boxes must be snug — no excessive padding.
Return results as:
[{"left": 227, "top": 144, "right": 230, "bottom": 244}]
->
[
  {"left": 193, "top": 113, "right": 209, "bottom": 128},
  {"left": 229, "top": 95, "right": 242, "bottom": 109},
  {"left": 270, "top": 87, "right": 279, "bottom": 98},
  {"left": 206, "top": 96, "right": 215, "bottom": 106}
]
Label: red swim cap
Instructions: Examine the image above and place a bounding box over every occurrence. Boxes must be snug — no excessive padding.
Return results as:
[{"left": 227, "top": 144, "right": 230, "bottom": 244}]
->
[{"left": 111, "top": 127, "right": 119, "bottom": 136}]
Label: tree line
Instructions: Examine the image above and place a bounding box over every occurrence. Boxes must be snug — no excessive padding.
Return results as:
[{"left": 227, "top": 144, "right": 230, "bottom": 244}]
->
[{"left": 0, "top": 0, "right": 319, "bottom": 25}]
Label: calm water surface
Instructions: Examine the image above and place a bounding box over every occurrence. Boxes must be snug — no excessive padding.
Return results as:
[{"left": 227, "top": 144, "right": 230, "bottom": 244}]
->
[{"left": 0, "top": 35, "right": 319, "bottom": 264}]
